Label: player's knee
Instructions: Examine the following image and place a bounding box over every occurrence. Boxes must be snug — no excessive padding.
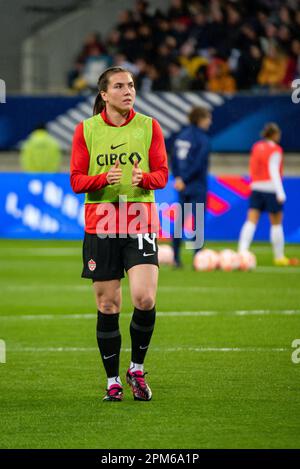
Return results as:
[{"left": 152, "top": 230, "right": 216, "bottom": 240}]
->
[
  {"left": 98, "top": 297, "right": 120, "bottom": 314},
  {"left": 98, "top": 302, "right": 119, "bottom": 314},
  {"left": 134, "top": 294, "right": 155, "bottom": 311}
]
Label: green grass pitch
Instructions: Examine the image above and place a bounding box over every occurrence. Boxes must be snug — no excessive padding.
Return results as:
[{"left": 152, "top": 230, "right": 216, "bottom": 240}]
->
[{"left": 0, "top": 239, "right": 300, "bottom": 449}]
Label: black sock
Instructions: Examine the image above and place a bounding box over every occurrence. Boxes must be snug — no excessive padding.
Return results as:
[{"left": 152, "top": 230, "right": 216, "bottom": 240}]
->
[
  {"left": 96, "top": 310, "right": 121, "bottom": 379},
  {"left": 130, "top": 306, "right": 156, "bottom": 364}
]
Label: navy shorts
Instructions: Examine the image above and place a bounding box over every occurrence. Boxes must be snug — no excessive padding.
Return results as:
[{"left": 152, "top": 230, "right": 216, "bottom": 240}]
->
[
  {"left": 249, "top": 191, "right": 283, "bottom": 214},
  {"left": 82, "top": 233, "right": 158, "bottom": 281}
]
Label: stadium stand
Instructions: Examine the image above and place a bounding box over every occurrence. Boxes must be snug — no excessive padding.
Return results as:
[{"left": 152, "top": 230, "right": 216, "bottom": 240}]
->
[{"left": 68, "top": 0, "right": 300, "bottom": 92}]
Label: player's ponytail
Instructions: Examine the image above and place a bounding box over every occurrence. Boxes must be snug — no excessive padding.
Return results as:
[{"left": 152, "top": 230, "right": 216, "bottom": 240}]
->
[
  {"left": 93, "top": 93, "right": 105, "bottom": 115},
  {"left": 93, "top": 66, "right": 134, "bottom": 115}
]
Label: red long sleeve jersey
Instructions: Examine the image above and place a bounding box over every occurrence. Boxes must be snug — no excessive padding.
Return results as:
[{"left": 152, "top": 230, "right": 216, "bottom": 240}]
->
[{"left": 70, "top": 109, "right": 168, "bottom": 234}]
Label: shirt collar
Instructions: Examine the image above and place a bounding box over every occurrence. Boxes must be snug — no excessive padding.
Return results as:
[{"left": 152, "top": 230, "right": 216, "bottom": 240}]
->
[{"left": 100, "top": 108, "right": 136, "bottom": 127}]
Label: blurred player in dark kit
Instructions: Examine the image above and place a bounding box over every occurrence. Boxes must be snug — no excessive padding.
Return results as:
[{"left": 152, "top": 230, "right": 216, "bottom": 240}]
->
[{"left": 171, "top": 106, "right": 212, "bottom": 267}]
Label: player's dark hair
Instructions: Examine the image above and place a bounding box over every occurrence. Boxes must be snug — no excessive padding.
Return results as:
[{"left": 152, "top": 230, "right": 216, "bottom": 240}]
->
[
  {"left": 261, "top": 122, "right": 281, "bottom": 139},
  {"left": 93, "top": 66, "right": 134, "bottom": 115},
  {"left": 188, "top": 106, "right": 211, "bottom": 125}
]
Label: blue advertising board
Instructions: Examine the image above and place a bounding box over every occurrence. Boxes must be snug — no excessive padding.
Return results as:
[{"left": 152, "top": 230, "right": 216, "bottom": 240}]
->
[{"left": 0, "top": 173, "right": 299, "bottom": 242}]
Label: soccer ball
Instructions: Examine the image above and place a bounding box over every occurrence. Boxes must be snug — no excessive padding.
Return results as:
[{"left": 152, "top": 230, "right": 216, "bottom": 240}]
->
[
  {"left": 219, "top": 249, "right": 240, "bottom": 271},
  {"left": 193, "top": 249, "right": 219, "bottom": 271},
  {"left": 158, "top": 244, "right": 174, "bottom": 265},
  {"left": 238, "top": 250, "right": 257, "bottom": 271}
]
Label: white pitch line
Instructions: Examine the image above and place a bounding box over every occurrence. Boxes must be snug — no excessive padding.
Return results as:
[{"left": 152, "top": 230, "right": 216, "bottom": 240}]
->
[
  {"left": 7, "top": 346, "right": 289, "bottom": 353},
  {"left": 1, "top": 310, "right": 299, "bottom": 321},
  {"left": 236, "top": 309, "right": 300, "bottom": 315}
]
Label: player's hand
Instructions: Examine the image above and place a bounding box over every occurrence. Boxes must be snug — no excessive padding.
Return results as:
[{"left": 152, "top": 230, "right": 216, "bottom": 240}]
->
[
  {"left": 174, "top": 177, "right": 185, "bottom": 192},
  {"left": 106, "top": 158, "right": 122, "bottom": 185},
  {"left": 277, "top": 194, "right": 286, "bottom": 204},
  {"left": 132, "top": 159, "right": 143, "bottom": 186}
]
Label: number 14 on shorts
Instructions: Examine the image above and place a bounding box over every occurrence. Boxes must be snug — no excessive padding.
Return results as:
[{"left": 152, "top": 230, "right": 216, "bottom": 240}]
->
[{"left": 137, "top": 233, "right": 157, "bottom": 254}]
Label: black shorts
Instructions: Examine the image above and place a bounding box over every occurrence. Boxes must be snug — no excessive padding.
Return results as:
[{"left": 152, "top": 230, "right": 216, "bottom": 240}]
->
[
  {"left": 82, "top": 233, "right": 159, "bottom": 281},
  {"left": 249, "top": 190, "right": 283, "bottom": 214}
]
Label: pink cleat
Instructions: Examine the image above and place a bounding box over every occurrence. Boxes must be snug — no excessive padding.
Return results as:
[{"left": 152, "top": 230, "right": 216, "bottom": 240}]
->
[
  {"left": 126, "top": 369, "right": 152, "bottom": 401},
  {"left": 103, "top": 384, "right": 123, "bottom": 402}
]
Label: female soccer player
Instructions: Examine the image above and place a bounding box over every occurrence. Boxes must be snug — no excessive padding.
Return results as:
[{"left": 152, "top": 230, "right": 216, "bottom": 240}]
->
[
  {"left": 70, "top": 67, "right": 168, "bottom": 401},
  {"left": 238, "top": 122, "right": 292, "bottom": 266}
]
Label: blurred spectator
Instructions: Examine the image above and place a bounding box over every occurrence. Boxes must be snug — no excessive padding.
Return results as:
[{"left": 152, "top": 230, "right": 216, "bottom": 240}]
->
[
  {"left": 277, "top": 24, "right": 293, "bottom": 54},
  {"left": 134, "top": 57, "right": 150, "bottom": 90},
  {"left": 238, "top": 23, "right": 260, "bottom": 53},
  {"left": 189, "top": 64, "right": 208, "bottom": 90},
  {"left": 224, "top": 3, "right": 243, "bottom": 53},
  {"left": 255, "top": 9, "right": 270, "bottom": 38},
  {"left": 205, "top": 8, "right": 226, "bottom": 54},
  {"left": 292, "top": 38, "right": 300, "bottom": 77},
  {"left": 152, "top": 16, "right": 171, "bottom": 49},
  {"left": 116, "top": 10, "right": 137, "bottom": 35},
  {"left": 20, "top": 124, "right": 62, "bottom": 173},
  {"left": 113, "top": 53, "right": 139, "bottom": 75},
  {"left": 189, "top": 12, "right": 209, "bottom": 50},
  {"left": 282, "top": 38, "right": 300, "bottom": 86},
  {"left": 106, "top": 30, "right": 121, "bottom": 57},
  {"left": 169, "top": 18, "right": 190, "bottom": 48},
  {"left": 137, "top": 24, "right": 153, "bottom": 60},
  {"left": 145, "top": 64, "right": 170, "bottom": 90},
  {"left": 133, "top": 0, "right": 152, "bottom": 25},
  {"left": 168, "top": 60, "right": 191, "bottom": 90},
  {"left": 293, "top": 10, "right": 300, "bottom": 37},
  {"left": 278, "top": 5, "right": 292, "bottom": 26},
  {"left": 207, "top": 58, "right": 236, "bottom": 93},
  {"left": 81, "top": 47, "right": 112, "bottom": 90},
  {"left": 258, "top": 44, "right": 288, "bottom": 89},
  {"left": 168, "top": 0, "right": 189, "bottom": 21},
  {"left": 235, "top": 45, "right": 263, "bottom": 90},
  {"left": 154, "top": 43, "right": 175, "bottom": 75},
  {"left": 67, "top": 59, "right": 84, "bottom": 90},
  {"left": 178, "top": 40, "right": 208, "bottom": 78},
  {"left": 120, "top": 28, "right": 143, "bottom": 62},
  {"left": 68, "top": 33, "right": 109, "bottom": 92},
  {"left": 260, "top": 22, "right": 278, "bottom": 54},
  {"left": 77, "top": 33, "right": 106, "bottom": 64}
]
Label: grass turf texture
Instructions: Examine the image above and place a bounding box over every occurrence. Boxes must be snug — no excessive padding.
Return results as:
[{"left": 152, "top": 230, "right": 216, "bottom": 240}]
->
[{"left": 0, "top": 239, "right": 300, "bottom": 449}]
